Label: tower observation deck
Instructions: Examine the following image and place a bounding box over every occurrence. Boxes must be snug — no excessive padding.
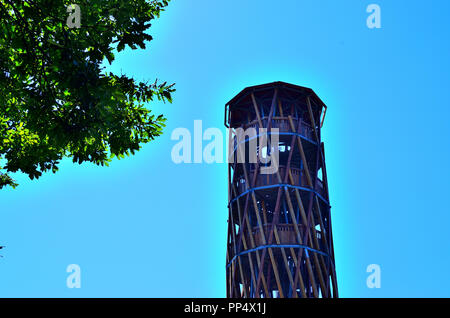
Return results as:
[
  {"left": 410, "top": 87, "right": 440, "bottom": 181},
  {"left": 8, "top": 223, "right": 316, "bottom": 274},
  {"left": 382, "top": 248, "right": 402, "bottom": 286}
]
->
[{"left": 225, "top": 81, "right": 338, "bottom": 298}]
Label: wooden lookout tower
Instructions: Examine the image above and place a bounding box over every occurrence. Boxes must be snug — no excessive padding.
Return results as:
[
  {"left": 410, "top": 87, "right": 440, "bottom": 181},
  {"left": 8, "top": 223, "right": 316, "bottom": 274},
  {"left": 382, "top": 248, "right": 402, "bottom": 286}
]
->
[{"left": 225, "top": 81, "right": 338, "bottom": 298}]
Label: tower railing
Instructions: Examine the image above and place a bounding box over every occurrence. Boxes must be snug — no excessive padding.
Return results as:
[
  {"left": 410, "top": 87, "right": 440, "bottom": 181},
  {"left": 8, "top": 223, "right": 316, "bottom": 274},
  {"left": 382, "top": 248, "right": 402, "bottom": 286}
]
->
[
  {"left": 241, "top": 116, "right": 315, "bottom": 140},
  {"left": 236, "top": 165, "right": 325, "bottom": 199}
]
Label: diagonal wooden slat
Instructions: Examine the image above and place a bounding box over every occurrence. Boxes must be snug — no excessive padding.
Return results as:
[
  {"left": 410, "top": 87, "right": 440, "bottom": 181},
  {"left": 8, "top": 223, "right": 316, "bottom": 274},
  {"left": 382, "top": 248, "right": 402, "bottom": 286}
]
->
[
  {"left": 248, "top": 90, "right": 285, "bottom": 297},
  {"left": 231, "top": 132, "right": 270, "bottom": 297},
  {"left": 306, "top": 96, "right": 338, "bottom": 294},
  {"left": 231, "top": 183, "right": 258, "bottom": 296}
]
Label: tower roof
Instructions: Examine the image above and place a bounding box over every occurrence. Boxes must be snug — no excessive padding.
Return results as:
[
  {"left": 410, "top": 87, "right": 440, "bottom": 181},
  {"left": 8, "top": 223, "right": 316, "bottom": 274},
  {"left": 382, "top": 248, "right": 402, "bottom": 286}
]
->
[
  {"left": 225, "top": 81, "right": 326, "bottom": 108},
  {"left": 225, "top": 81, "right": 327, "bottom": 128}
]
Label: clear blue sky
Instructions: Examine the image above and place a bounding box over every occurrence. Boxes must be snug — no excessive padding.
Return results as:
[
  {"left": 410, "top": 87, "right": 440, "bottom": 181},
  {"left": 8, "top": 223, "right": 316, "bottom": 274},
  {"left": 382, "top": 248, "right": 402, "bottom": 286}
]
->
[{"left": 1, "top": 0, "right": 449, "bottom": 297}]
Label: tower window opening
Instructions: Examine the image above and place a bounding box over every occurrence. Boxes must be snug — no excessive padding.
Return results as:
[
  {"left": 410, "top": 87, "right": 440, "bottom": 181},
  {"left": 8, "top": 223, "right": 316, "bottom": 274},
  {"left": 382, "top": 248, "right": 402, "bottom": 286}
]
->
[{"left": 318, "top": 167, "right": 323, "bottom": 181}]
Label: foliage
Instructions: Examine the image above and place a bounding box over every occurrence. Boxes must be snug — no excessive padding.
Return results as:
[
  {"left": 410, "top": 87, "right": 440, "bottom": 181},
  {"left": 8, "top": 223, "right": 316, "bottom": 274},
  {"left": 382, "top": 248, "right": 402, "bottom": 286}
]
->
[{"left": 0, "top": 0, "right": 174, "bottom": 189}]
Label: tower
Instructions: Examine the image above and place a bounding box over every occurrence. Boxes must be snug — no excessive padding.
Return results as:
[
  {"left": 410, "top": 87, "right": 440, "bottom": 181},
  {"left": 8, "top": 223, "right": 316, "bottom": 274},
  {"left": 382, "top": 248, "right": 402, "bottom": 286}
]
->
[{"left": 225, "top": 82, "right": 338, "bottom": 298}]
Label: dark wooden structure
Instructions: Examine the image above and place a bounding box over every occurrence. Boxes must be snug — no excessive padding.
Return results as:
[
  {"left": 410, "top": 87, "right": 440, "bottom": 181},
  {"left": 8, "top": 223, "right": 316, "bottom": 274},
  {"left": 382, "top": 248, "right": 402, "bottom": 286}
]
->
[{"left": 225, "top": 81, "right": 338, "bottom": 298}]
